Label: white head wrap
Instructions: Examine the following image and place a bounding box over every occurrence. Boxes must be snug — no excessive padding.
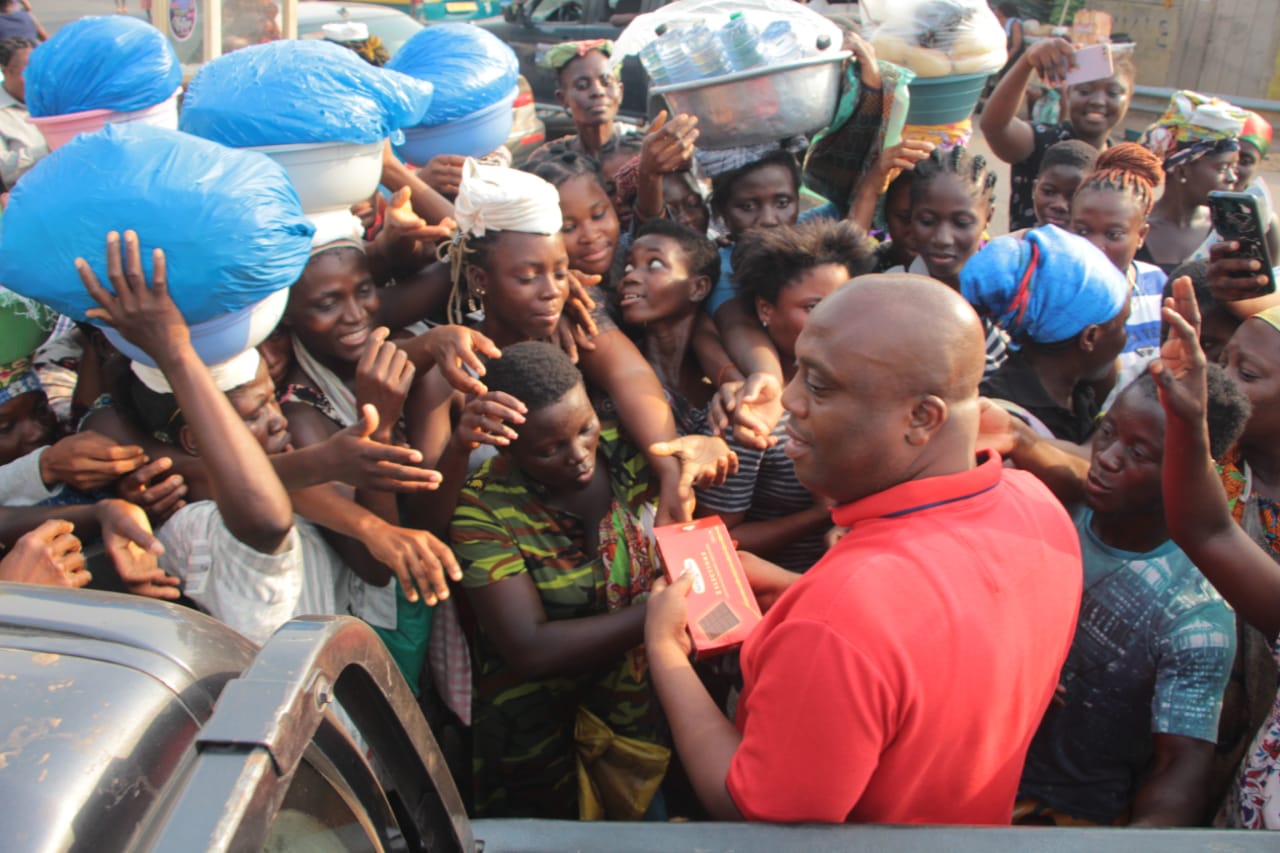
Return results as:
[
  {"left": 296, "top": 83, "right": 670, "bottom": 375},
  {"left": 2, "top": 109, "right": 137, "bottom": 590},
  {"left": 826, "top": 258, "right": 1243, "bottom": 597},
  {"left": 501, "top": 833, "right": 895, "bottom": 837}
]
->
[
  {"left": 322, "top": 21, "right": 369, "bottom": 42},
  {"left": 308, "top": 209, "right": 367, "bottom": 254},
  {"left": 131, "top": 347, "right": 263, "bottom": 395},
  {"left": 452, "top": 158, "right": 563, "bottom": 238}
]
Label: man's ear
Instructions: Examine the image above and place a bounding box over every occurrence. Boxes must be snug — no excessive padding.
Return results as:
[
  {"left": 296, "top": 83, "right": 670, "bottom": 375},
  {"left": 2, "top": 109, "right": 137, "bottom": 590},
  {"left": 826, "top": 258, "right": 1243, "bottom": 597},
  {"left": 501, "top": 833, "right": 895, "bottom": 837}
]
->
[
  {"left": 177, "top": 423, "right": 199, "bottom": 457},
  {"left": 689, "top": 274, "right": 712, "bottom": 304},
  {"left": 905, "top": 395, "right": 948, "bottom": 447}
]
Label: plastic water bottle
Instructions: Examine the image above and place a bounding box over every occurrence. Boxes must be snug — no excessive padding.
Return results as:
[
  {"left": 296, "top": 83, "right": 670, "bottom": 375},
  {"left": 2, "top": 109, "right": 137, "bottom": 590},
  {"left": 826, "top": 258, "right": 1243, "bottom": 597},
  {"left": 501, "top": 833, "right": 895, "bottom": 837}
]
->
[
  {"left": 684, "top": 21, "right": 733, "bottom": 78},
  {"left": 642, "top": 23, "right": 698, "bottom": 86},
  {"left": 758, "top": 20, "right": 803, "bottom": 65},
  {"left": 718, "top": 12, "right": 764, "bottom": 72}
]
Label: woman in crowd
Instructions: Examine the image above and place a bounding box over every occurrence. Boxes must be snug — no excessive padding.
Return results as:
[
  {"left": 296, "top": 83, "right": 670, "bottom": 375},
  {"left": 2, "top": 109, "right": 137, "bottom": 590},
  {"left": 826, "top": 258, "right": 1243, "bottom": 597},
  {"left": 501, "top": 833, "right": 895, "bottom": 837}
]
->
[
  {"left": 1136, "top": 92, "right": 1249, "bottom": 272},
  {"left": 964, "top": 226, "right": 1131, "bottom": 443},
  {"left": 450, "top": 340, "right": 670, "bottom": 819},
  {"left": 697, "top": 219, "right": 874, "bottom": 573},
  {"left": 532, "top": 40, "right": 633, "bottom": 162},
  {"left": 0, "top": 36, "right": 47, "bottom": 190},
  {"left": 980, "top": 37, "right": 1137, "bottom": 229},
  {"left": 1029, "top": 139, "right": 1098, "bottom": 231}
]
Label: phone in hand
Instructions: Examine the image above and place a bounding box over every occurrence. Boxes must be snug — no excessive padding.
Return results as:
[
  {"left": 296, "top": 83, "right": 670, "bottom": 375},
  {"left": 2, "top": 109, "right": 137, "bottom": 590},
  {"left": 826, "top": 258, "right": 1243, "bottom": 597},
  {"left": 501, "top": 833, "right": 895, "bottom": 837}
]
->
[
  {"left": 1208, "top": 190, "right": 1277, "bottom": 294},
  {"left": 1063, "top": 43, "right": 1114, "bottom": 86}
]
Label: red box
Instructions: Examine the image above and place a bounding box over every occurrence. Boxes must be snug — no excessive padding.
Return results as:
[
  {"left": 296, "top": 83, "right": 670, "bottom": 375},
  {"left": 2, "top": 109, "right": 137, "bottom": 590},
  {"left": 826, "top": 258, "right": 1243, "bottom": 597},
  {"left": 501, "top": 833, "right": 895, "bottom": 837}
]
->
[{"left": 653, "top": 516, "right": 763, "bottom": 659}]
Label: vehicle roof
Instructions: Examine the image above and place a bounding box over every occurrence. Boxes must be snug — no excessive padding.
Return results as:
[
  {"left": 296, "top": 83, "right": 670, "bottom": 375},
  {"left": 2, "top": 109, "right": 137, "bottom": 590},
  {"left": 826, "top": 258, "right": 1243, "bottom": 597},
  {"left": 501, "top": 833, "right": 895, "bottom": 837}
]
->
[{"left": 0, "top": 584, "right": 257, "bottom": 852}]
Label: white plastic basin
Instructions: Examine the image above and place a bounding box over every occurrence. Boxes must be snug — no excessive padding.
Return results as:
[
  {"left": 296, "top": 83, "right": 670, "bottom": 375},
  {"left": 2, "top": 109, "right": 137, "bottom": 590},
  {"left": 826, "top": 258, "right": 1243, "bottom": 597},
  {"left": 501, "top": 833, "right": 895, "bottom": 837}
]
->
[{"left": 247, "top": 139, "right": 384, "bottom": 215}]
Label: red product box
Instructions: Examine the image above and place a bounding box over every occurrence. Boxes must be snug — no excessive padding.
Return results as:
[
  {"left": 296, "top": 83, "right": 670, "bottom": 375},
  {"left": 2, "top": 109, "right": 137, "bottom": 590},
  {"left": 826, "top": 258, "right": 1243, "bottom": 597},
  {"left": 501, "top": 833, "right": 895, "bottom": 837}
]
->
[{"left": 653, "top": 516, "right": 763, "bottom": 659}]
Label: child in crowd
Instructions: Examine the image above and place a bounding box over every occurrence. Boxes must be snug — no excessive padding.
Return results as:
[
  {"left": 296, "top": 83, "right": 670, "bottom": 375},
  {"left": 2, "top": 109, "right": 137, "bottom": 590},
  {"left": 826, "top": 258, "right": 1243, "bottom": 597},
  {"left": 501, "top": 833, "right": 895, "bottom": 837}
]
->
[
  {"left": 981, "top": 37, "right": 1137, "bottom": 229},
  {"left": 984, "top": 369, "right": 1247, "bottom": 826},
  {"left": 1031, "top": 139, "right": 1097, "bottom": 230}
]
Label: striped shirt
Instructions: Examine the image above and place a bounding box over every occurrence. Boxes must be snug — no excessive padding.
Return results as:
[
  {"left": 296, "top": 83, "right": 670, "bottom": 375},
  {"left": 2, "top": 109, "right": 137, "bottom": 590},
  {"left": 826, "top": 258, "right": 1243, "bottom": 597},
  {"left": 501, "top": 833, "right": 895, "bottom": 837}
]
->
[
  {"left": 697, "top": 413, "right": 828, "bottom": 572},
  {"left": 157, "top": 501, "right": 352, "bottom": 645}
]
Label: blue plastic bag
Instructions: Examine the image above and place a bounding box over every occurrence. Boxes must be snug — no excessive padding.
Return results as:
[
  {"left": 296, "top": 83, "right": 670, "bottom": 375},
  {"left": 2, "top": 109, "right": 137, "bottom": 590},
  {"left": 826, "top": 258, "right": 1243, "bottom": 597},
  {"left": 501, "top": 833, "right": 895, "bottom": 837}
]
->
[
  {"left": 0, "top": 124, "right": 314, "bottom": 326},
  {"left": 25, "top": 16, "right": 180, "bottom": 117},
  {"left": 387, "top": 24, "right": 518, "bottom": 125},
  {"left": 181, "top": 39, "right": 434, "bottom": 147}
]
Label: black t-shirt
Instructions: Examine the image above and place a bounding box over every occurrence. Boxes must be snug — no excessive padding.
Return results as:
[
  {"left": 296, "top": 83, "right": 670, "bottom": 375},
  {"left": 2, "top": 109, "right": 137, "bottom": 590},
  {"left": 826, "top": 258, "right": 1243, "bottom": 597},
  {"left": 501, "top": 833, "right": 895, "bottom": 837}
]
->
[{"left": 980, "top": 349, "right": 1098, "bottom": 444}]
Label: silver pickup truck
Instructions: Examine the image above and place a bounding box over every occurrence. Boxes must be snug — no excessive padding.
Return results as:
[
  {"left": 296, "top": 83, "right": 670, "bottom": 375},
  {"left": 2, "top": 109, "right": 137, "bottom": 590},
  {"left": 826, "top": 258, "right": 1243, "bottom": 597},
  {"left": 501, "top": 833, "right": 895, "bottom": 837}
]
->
[{"left": 0, "top": 582, "right": 1272, "bottom": 852}]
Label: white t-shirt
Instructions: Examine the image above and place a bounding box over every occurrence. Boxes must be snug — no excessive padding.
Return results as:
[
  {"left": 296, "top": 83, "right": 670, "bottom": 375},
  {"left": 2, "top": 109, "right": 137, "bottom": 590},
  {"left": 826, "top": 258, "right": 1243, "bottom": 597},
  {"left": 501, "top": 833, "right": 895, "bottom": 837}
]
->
[{"left": 157, "top": 501, "right": 353, "bottom": 645}]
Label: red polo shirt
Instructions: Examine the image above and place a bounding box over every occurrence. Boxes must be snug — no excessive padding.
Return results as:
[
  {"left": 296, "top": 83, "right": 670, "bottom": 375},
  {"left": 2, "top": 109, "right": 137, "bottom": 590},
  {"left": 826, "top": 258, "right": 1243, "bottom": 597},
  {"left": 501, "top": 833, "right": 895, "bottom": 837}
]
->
[{"left": 726, "top": 452, "right": 1082, "bottom": 824}]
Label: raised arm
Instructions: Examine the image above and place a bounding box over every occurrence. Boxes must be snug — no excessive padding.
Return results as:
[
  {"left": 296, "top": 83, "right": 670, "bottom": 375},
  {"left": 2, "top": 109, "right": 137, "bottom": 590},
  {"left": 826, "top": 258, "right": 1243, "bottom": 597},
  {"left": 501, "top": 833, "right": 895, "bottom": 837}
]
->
[
  {"left": 979, "top": 38, "right": 1077, "bottom": 164},
  {"left": 78, "top": 231, "right": 292, "bottom": 554},
  {"left": 1156, "top": 278, "right": 1280, "bottom": 639}
]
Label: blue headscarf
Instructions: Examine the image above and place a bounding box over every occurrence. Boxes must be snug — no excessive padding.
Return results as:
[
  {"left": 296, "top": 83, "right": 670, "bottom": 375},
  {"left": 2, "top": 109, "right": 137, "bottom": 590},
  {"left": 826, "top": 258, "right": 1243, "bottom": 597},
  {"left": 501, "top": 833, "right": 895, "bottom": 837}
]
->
[{"left": 960, "top": 225, "right": 1129, "bottom": 346}]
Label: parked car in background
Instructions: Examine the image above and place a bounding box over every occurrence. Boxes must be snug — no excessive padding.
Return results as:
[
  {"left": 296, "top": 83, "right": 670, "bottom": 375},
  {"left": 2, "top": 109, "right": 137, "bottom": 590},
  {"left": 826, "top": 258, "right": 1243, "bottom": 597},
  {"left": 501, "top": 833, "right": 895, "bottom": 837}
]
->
[
  {"left": 299, "top": 3, "right": 546, "bottom": 160},
  {"left": 2, "top": 583, "right": 1271, "bottom": 852},
  {"left": 316, "top": 0, "right": 504, "bottom": 23}
]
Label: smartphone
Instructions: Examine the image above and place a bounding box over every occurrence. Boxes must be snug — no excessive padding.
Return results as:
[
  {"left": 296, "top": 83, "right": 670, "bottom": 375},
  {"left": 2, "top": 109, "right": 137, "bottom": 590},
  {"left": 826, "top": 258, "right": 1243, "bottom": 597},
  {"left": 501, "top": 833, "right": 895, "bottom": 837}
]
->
[
  {"left": 1208, "top": 190, "right": 1277, "bottom": 294},
  {"left": 1063, "top": 43, "right": 1114, "bottom": 86}
]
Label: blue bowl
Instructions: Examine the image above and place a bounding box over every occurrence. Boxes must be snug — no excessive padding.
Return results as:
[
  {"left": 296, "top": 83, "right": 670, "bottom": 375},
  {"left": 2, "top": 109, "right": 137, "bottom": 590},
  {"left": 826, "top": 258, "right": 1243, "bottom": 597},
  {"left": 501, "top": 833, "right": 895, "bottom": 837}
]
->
[
  {"left": 905, "top": 73, "right": 989, "bottom": 126},
  {"left": 394, "top": 90, "right": 516, "bottom": 166}
]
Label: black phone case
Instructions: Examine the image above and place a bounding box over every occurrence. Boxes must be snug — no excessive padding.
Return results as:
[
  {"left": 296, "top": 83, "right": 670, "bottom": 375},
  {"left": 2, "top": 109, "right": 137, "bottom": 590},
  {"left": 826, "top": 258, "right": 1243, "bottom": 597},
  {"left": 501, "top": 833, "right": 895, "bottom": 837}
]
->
[{"left": 1208, "top": 190, "right": 1276, "bottom": 293}]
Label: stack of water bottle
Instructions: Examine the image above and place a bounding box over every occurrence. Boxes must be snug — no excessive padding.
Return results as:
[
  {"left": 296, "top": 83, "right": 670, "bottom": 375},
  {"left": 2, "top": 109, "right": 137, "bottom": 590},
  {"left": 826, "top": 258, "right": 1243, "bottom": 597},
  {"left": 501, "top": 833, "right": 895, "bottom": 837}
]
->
[{"left": 639, "top": 12, "right": 829, "bottom": 86}]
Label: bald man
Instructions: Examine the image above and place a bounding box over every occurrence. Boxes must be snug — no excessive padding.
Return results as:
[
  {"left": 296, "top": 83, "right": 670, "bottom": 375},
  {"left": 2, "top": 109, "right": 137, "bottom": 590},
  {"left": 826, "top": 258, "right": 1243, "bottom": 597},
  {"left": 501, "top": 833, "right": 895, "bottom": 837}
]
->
[{"left": 645, "top": 275, "right": 1083, "bottom": 824}]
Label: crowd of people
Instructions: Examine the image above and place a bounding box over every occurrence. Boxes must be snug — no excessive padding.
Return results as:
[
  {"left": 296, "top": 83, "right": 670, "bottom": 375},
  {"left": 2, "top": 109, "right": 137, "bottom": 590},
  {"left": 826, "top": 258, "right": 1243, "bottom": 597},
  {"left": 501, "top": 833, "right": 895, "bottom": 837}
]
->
[{"left": 4, "top": 5, "right": 1280, "bottom": 831}]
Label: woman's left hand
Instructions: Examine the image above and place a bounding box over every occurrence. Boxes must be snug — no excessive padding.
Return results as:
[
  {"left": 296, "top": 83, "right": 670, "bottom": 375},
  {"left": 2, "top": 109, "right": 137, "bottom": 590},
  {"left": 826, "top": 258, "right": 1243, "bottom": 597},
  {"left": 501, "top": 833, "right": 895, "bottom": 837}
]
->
[
  {"left": 381, "top": 186, "right": 457, "bottom": 245},
  {"left": 355, "top": 327, "right": 416, "bottom": 440}
]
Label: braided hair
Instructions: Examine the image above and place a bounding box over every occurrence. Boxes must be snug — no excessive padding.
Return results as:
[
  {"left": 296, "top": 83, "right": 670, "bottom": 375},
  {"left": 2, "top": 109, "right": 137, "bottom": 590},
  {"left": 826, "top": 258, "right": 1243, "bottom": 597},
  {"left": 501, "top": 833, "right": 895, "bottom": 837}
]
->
[
  {"left": 1077, "top": 142, "right": 1164, "bottom": 216},
  {"left": 909, "top": 146, "right": 998, "bottom": 212},
  {"left": 522, "top": 150, "right": 607, "bottom": 193}
]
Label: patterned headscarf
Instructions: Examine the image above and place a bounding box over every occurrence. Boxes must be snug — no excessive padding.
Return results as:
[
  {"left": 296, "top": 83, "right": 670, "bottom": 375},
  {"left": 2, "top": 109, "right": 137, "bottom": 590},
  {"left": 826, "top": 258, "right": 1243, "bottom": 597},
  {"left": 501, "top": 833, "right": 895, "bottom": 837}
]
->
[
  {"left": 538, "top": 39, "right": 616, "bottom": 74},
  {"left": 1241, "top": 111, "right": 1273, "bottom": 159},
  {"left": 1140, "top": 90, "right": 1250, "bottom": 170},
  {"left": 0, "top": 357, "right": 43, "bottom": 408}
]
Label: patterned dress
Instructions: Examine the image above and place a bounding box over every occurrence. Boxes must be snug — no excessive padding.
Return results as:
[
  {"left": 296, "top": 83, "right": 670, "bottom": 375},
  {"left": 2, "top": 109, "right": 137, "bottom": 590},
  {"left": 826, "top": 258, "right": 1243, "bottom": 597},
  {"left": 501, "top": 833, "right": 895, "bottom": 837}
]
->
[
  {"left": 450, "top": 426, "right": 667, "bottom": 818},
  {"left": 1219, "top": 448, "right": 1280, "bottom": 828}
]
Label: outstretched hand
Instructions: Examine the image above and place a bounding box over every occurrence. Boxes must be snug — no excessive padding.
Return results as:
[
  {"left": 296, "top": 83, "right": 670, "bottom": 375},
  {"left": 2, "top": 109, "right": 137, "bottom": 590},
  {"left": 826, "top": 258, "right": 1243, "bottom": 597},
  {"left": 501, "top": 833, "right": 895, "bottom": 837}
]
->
[
  {"left": 418, "top": 324, "right": 502, "bottom": 397},
  {"left": 0, "top": 519, "right": 90, "bottom": 589},
  {"left": 707, "top": 372, "right": 783, "bottom": 450},
  {"left": 1150, "top": 276, "right": 1208, "bottom": 424},
  {"left": 355, "top": 327, "right": 415, "bottom": 441},
  {"left": 323, "top": 404, "right": 443, "bottom": 492},
  {"left": 650, "top": 434, "right": 738, "bottom": 523},
  {"left": 77, "top": 230, "right": 189, "bottom": 364}
]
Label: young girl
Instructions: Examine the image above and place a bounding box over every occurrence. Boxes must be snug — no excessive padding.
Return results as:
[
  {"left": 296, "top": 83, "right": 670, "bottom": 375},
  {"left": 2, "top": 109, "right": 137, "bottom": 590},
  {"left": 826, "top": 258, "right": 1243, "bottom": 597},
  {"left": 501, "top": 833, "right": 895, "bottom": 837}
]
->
[
  {"left": 902, "top": 145, "right": 1010, "bottom": 374},
  {"left": 980, "top": 38, "right": 1137, "bottom": 229},
  {"left": 1031, "top": 139, "right": 1098, "bottom": 230},
  {"left": 449, "top": 340, "right": 669, "bottom": 819},
  {"left": 1070, "top": 143, "right": 1168, "bottom": 369},
  {"left": 698, "top": 219, "right": 874, "bottom": 573},
  {"left": 407, "top": 161, "right": 688, "bottom": 534}
]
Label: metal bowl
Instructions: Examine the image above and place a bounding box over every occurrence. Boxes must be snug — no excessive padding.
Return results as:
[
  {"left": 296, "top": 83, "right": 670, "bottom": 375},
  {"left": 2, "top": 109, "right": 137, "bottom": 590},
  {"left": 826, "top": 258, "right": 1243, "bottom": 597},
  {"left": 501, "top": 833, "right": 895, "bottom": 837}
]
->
[{"left": 652, "top": 51, "right": 851, "bottom": 150}]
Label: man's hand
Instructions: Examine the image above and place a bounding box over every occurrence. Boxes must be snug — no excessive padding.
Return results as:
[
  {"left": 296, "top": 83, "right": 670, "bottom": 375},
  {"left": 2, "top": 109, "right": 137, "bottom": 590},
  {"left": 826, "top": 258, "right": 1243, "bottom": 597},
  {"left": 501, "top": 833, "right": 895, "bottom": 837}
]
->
[
  {"left": 97, "top": 498, "right": 180, "bottom": 600},
  {"left": 707, "top": 373, "right": 783, "bottom": 450},
  {"left": 78, "top": 230, "right": 189, "bottom": 364},
  {"left": 416, "top": 324, "right": 502, "bottom": 396},
  {"left": 451, "top": 391, "right": 527, "bottom": 452},
  {"left": 117, "top": 456, "right": 188, "bottom": 523},
  {"left": 1151, "top": 276, "right": 1208, "bottom": 424},
  {"left": 40, "top": 431, "right": 148, "bottom": 491},
  {"left": 355, "top": 327, "right": 415, "bottom": 441},
  {"left": 644, "top": 572, "right": 694, "bottom": 658},
  {"left": 319, "top": 404, "right": 443, "bottom": 492},
  {"left": 360, "top": 520, "right": 463, "bottom": 606},
  {"left": 0, "top": 519, "right": 90, "bottom": 588}
]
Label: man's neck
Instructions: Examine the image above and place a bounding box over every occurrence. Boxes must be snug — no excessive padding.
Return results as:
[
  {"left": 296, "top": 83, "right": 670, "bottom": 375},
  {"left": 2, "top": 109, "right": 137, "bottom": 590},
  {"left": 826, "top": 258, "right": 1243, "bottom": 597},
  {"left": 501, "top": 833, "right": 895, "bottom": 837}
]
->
[{"left": 1090, "top": 506, "right": 1169, "bottom": 554}]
